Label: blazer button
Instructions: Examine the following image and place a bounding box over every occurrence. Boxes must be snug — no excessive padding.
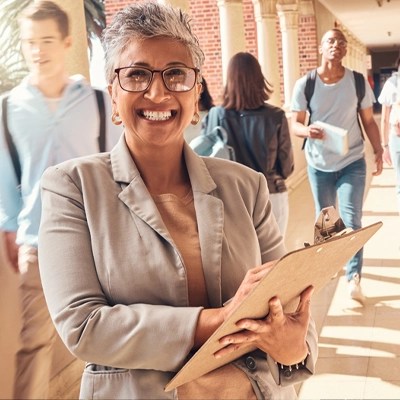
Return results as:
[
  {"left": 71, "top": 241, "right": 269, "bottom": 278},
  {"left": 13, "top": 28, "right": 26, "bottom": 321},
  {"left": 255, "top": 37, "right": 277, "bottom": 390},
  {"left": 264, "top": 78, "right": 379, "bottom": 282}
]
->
[
  {"left": 283, "top": 368, "right": 293, "bottom": 379},
  {"left": 245, "top": 356, "right": 257, "bottom": 371}
]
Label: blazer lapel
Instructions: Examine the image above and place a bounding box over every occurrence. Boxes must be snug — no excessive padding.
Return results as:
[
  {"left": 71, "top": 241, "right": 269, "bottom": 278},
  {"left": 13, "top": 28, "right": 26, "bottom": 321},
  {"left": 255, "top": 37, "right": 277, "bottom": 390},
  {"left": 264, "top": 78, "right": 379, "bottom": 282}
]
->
[
  {"left": 185, "top": 145, "right": 224, "bottom": 307},
  {"left": 110, "top": 137, "right": 173, "bottom": 242}
]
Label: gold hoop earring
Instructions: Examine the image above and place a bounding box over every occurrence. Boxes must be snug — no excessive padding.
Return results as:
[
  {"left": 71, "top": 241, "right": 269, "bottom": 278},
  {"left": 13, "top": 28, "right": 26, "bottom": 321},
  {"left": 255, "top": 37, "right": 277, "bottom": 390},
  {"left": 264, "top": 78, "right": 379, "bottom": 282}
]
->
[
  {"left": 191, "top": 112, "right": 200, "bottom": 125},
  {"left": 112, "top": 112, "right": 122, "bottom": 126}
]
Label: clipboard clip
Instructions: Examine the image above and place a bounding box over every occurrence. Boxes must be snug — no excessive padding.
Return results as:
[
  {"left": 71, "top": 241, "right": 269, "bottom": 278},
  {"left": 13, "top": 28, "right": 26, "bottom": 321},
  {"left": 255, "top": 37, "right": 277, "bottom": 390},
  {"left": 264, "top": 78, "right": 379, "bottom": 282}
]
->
[
  {"left": 314, "top": 206, "right": 350, "bottom": 244},
  {"left": 304, "top": 206, "right": 351, "bottom": 247}
]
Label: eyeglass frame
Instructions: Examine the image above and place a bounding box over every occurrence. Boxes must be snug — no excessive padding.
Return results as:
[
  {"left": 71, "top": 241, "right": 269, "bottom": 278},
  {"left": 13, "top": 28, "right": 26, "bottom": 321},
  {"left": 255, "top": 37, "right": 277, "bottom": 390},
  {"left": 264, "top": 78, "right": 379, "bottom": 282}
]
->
[
  {"left": 323, "top": 37, "right": 348, "bottom": 47},
  {"left": 113, "top": 65, "right": 200, "bottom": 93}
]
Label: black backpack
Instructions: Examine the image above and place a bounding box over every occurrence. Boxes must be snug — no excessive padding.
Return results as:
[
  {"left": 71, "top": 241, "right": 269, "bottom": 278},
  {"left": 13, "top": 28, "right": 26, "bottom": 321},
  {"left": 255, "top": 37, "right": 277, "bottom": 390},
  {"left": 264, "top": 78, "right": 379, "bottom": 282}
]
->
[
  {"left": 301, "top": 69, "right": 366, "bottom": 149},
  {"left": 1, "top": 89, "right": 106, "bottom": 185}
]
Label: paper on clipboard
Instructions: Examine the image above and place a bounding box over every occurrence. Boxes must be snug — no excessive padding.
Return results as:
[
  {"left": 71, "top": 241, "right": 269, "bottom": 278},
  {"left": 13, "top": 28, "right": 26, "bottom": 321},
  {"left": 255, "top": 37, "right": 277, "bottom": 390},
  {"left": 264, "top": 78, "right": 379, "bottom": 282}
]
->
[
  {"left": 314, "top": 120, "right": 349, "bottom": 155},
  {"left": 165, "top": 220, "right": 382, "bottom": 392}
]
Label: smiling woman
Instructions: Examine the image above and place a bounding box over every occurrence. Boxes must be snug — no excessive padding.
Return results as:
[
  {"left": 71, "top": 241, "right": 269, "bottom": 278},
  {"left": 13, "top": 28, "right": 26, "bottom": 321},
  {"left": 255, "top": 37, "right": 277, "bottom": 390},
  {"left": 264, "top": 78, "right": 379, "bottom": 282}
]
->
[{"left": 37, "top": 2, "right": 318, "bottom": 399}]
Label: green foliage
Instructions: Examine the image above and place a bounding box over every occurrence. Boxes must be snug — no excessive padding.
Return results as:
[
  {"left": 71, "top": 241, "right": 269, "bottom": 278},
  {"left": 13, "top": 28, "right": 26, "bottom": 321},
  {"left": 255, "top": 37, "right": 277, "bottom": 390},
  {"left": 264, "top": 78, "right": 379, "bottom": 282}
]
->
[
  {"left": 0, "top": 0, "right": 105, "bottom": 94},
  {"left": 0, "top": 0, "right": 30, "bottom": 93}
]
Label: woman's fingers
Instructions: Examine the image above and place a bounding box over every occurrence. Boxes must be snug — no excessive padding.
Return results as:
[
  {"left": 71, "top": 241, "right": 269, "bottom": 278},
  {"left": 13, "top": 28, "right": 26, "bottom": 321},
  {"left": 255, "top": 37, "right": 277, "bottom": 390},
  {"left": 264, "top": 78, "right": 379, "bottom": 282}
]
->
[{"left": 296, "top": 285, "right": 314, "bottom": 313}]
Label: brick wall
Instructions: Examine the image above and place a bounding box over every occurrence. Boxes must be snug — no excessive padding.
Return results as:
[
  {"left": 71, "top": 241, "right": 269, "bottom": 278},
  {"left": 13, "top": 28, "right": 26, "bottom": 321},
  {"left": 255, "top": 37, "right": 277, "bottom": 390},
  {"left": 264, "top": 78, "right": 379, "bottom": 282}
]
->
[
  {"left": 104, "top": 1, "right": 318, "bottom": 106},
  {"left": 298, "top": 15, "right": 319, "bottom": 76},
  {"left": 105, "top": 0, "right": 132, "bottom": 25},
  {"left": 243, "top": 0, "right": 257, "bottom": 56},
  {"left": 189, "top": 0, "right": 223, "bottom": 103}
]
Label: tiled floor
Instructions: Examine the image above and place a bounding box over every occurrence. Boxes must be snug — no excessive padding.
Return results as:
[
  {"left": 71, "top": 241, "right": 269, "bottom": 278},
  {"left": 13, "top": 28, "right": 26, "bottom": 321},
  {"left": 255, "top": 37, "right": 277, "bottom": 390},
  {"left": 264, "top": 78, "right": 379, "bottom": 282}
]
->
[{"left": 287, "top": 162, "right": 400, "bottom": 399}]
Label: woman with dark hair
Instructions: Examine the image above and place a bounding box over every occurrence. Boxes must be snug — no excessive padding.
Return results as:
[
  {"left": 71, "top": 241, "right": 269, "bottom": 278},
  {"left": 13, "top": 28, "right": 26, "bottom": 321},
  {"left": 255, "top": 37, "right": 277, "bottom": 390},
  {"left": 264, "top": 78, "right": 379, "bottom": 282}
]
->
[{"left": 202, "top": 52, "right": 294, "bottom": 237}]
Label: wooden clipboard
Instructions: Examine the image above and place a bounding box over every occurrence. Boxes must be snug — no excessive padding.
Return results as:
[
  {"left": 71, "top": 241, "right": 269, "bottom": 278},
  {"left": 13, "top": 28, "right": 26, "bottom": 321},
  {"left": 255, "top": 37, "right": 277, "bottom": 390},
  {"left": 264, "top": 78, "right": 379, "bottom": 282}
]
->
[{"left": 165, "top": 221, "right": 382, "bottom": 392}]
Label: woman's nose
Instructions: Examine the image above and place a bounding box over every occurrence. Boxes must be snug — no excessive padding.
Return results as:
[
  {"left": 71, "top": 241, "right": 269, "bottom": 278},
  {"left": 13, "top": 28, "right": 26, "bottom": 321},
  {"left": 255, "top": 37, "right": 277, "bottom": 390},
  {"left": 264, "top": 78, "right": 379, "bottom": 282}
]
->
[{"left": 143, "top": 72, "right": 171, "bottom": 103}]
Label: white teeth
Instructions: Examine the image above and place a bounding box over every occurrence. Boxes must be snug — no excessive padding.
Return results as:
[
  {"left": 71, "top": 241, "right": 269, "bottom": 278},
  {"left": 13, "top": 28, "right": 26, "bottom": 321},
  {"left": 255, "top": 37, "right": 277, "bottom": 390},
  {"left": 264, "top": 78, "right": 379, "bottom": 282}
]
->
[{"left": 142, "top": 111, "right": 172, "bottom": 121}]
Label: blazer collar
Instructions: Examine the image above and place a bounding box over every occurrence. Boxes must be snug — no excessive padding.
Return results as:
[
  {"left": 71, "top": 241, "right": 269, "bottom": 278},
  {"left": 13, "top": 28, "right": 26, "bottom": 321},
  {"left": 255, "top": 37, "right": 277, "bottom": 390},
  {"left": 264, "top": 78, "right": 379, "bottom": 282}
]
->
[{"left": 110, "top": 135, "right": 217, "bottom": 195}]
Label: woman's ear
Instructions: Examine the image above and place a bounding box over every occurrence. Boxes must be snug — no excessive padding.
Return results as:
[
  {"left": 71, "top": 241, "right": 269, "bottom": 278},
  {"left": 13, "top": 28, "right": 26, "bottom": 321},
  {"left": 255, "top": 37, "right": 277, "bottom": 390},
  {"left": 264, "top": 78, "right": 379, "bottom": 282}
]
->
[
  {"left": 108, "top": 84, "right": 113, "bottom": 98},
  {"left": 197, "top": 81, "right": 203, "bottom": 97}
]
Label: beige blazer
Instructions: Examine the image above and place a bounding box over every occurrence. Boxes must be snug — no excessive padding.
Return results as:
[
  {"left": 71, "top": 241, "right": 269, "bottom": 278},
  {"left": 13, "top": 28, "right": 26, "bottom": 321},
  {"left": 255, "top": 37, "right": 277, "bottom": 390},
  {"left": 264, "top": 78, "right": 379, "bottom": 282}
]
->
[{"left": 38, "top": 137, "right": 317, "bottom": 399}]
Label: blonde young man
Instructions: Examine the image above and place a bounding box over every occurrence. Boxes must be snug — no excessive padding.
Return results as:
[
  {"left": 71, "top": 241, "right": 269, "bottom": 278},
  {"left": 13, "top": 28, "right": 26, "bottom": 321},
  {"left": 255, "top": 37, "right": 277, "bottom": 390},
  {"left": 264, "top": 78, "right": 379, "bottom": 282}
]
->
[{"left": 0, "top": 2, "right": 121, "bottom": 398}]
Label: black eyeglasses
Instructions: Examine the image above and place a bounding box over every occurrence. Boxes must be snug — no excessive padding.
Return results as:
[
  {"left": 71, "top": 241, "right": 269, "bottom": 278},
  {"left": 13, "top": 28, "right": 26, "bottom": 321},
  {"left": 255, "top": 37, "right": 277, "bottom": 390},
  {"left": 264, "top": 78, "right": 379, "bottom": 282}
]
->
[{"left": 114, "top": 66, "right": 199, "bottom": 93}]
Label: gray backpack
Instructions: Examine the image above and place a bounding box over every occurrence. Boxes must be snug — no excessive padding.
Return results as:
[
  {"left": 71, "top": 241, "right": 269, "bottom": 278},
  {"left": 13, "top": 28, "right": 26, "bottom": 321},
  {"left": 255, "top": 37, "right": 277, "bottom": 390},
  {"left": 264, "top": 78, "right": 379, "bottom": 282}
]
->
[{"left": 189, "top": 107, "right": 236, "bottom": 161}]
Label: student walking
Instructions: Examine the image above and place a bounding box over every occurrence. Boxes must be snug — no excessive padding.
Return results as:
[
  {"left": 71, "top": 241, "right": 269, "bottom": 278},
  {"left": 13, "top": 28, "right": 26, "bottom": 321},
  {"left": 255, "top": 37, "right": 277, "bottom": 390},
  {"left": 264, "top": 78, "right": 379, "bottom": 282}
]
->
[{"left": 290, "top": 28, "right": 383, "bottom": 304}]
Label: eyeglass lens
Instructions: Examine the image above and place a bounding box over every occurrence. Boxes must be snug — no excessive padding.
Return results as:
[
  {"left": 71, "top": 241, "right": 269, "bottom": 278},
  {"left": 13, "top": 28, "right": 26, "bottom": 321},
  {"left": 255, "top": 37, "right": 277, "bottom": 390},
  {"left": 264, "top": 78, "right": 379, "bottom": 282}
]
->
[{"left": 117, "top": 67, "right": 196, "bottom": 92}]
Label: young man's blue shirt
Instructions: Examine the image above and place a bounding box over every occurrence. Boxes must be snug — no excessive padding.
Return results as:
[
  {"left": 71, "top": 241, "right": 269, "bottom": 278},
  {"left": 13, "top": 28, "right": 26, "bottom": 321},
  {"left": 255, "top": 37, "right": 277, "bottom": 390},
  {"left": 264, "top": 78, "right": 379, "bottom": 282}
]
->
[{"left": 0, "top": 75, "right": 122, "bottom": 247}]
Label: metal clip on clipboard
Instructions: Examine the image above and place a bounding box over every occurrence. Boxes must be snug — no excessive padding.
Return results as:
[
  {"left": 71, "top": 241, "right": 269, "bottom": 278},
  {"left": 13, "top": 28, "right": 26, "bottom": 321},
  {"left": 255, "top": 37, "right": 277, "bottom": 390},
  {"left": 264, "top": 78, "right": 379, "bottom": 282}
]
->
[{"left": 304, "top": 206, "right": 353, "bottom": 247}]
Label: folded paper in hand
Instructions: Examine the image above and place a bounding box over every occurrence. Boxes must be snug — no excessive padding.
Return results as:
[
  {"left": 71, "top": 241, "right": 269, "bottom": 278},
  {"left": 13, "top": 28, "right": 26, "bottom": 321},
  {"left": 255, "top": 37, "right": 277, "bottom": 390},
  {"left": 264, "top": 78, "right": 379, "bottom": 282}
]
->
[{"left": 314, "top": 120, "right": 349, "bottom": 155}]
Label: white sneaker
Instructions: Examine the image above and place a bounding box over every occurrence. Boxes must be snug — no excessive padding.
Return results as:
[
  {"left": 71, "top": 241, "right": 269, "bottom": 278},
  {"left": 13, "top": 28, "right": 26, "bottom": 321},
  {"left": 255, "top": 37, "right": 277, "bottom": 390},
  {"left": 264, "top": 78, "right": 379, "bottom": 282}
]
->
[{"left": 349, "top": 273, "right": 365, "bottom": 304}]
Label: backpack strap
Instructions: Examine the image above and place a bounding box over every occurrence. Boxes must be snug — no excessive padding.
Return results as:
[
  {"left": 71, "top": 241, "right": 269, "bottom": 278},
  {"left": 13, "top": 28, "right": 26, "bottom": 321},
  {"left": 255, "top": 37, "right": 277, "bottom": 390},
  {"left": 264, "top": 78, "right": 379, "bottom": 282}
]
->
[
  {"left": 304, "top": 69, "right": 317, "bottom": 115},
  {"left": 353, "top": 70, "right": 365, "bottom": 113},
  {"left": 94, "top": 89, "right": 106, "bottom": 152},
  {"left": 205, "top": 106, "right": 221, "bottom": 135},
  {"left": 2, "top": 93, "right": 22, "bottom": 185},
  {"left": 301, "top": 69, "right": 317, "bottom": 150},
  {"left": 353, "top": 70, "right": 366, "bottom": 139}
]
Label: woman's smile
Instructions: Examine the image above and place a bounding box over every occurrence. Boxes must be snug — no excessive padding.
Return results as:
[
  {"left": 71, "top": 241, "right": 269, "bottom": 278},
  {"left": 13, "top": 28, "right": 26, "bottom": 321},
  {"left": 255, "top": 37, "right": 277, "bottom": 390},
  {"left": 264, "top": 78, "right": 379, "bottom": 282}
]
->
[{"left": 139, "top": 109, "right": 177, "bottom": 121}]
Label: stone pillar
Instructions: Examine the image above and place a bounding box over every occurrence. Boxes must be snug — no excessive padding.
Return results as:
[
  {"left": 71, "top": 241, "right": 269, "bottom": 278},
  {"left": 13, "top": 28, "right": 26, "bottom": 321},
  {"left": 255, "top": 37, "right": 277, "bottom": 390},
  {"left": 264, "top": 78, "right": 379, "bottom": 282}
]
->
[
  {"left": 253, "top": 0, "right": 281, "bottom": 106},
  {"left": 158, "top": 0, "right": 189, "bottom": 11},
  {"left": 217, "top": 0, "right": 246, "bottom": 84},
  {"left": 359, "top": 44, "right": 367, "bottom": 75},
  {"left": 277, "top": 1, "right": 300, "bottom": 109},
  {"left": 36, "top": 0, "right": 90, "bottom": 80}
]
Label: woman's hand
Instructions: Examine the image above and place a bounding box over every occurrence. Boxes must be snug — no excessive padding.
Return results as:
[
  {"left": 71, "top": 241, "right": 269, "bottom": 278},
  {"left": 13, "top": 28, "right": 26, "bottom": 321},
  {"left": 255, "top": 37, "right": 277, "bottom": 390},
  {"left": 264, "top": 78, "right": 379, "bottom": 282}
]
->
[
  {"left": 193, "top": 262, "right": 276, "bottom": 349},
  {"left": 221, "top": 261, "right": 276, "bottom": 321},
  {"left": 215, "top": 285, "right": 314, "bottom": 365}
]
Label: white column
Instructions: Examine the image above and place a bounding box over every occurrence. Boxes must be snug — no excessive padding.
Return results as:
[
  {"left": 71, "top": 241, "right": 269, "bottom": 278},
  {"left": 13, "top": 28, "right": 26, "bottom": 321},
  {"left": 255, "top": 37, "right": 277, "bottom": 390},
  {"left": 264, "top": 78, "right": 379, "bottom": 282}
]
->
[
  {"left": 277, "top": 1, "right": 300, "bottom": 109},
  {"left": 253, "top": 0, "right": 281, "bottom": 106},
  {"left": 217, "top": 0, "right": 246, "bottom": 84}
]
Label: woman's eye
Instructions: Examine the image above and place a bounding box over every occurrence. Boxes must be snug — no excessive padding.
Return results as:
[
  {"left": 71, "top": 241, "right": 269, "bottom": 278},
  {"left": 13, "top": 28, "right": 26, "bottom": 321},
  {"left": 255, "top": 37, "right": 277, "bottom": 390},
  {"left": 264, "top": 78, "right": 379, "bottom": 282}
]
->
[
  {"left": 127, "top": 69, "right": 148, "bottom": 81},
  {"left": 166, "top": 68, "right": 185, "bottom": 78}
]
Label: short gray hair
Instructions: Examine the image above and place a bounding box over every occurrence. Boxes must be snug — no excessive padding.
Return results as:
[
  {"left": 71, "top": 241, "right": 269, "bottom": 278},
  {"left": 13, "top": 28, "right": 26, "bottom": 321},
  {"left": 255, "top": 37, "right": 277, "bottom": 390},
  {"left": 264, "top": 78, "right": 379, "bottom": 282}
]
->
[{"left": 102, "top": 1, "right": 204, "bottom": 84}]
